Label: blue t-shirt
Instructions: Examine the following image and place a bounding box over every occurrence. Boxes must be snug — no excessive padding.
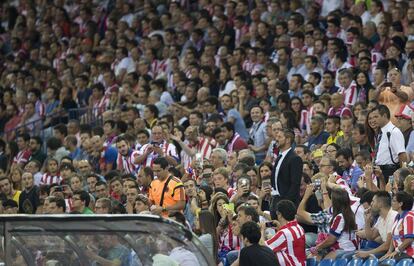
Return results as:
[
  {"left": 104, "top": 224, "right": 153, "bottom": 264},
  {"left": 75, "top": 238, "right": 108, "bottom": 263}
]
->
[
  {"left": 105, "top": 146, "right": 118, "bottom": 166},
  {"left": 226, "top": 108, "right": 249, "bottom": 140},
  {"left": 308, "top": 131, "right": 330, "bottom": 149}
]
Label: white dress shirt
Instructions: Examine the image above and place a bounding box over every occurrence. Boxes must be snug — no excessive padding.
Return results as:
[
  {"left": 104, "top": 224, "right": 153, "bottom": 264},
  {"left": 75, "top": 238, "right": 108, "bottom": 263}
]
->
[
  {"left": 272, "top": 147, "right": 292, "bottom": 196},
  {"left": 375, "top": 121, "right": 406, "bottom": 165}
]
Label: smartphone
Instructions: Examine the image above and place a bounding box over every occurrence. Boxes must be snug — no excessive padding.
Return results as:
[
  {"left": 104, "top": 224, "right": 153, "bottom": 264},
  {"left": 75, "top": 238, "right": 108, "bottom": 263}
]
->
[
  {"left": 383, "top": 82, "right": 393, "bottom": 87},
  {"left": 262, "top": 179, "right": 271, "bottom": 189},
  {"left": 223, "top": 203, "right": 235, "bottom": 213},
  {"left": 389, "top": 176, "right": 394, "bottom": 186},
  {"left": 195, "top": 153, "right": 203, "bottom": 168},
  {"left": 265, "top": 221, "right": 275, "bottom": 228}
]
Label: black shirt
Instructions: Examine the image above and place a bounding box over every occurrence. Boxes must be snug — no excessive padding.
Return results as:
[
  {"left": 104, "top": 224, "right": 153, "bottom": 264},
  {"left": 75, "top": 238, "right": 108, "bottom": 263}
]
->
[{"left": 239, "top": 243, "right": 278, "bottom": 266}]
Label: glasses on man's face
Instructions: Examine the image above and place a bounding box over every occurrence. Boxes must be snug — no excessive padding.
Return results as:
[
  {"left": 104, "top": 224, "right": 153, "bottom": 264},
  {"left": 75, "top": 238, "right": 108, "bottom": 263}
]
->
[
  {"left": 72, "top": 197, "right": 81, "bottom": 201},
  {"left": 319, "top": 164, "right": 332, "bottom": 168}
]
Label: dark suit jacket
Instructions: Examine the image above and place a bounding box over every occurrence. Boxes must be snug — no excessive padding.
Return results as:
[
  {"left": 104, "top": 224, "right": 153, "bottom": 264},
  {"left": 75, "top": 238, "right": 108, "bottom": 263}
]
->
[{"left": 271, "top": 148, "right": 303, "bottom": 205}]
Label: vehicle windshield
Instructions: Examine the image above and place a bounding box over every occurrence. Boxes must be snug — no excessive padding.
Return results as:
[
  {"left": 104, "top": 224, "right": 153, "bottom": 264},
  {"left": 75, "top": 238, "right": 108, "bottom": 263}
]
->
[{"left": 0, "top": 215, "right": 212, "bottom": 266}]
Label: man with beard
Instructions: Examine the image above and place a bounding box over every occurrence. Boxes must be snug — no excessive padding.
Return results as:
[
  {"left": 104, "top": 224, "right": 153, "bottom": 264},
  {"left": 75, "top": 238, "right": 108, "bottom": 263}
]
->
[
  {"left": 335, "top": 148, "right": 363, "bottom": 192},
  {"left": 355, "top": 191, "right": 398, "bottom": 259},
  {"left": 115, "top": 136, "right": 140, "bottom": 176}
]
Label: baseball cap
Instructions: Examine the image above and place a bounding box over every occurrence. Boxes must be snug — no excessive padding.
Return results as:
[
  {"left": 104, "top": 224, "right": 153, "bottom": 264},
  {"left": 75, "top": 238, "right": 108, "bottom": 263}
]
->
[{"left": 395, "top": 104, "right": 414, "bottom": 120}]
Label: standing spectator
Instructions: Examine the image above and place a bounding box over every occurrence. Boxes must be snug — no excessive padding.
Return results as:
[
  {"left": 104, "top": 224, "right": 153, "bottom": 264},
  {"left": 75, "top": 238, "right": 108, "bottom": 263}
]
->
[
  {"left": 372, "top": 105, "right": 408, "bottom": 181},
  {"left": 270, "top": 129, "right": 303, "bottom": 219}
]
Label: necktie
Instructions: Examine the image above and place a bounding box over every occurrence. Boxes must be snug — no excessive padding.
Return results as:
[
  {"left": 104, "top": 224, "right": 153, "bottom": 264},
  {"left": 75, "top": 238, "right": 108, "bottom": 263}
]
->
[{"left": 374, "top": 132, "right": 382, "bottom": 162}]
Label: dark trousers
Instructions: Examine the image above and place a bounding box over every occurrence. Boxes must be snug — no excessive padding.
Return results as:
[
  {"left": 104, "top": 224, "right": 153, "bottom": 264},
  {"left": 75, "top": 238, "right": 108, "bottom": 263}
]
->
[{"left": 379, "top": 164, "right": 399, "bottom": 184}]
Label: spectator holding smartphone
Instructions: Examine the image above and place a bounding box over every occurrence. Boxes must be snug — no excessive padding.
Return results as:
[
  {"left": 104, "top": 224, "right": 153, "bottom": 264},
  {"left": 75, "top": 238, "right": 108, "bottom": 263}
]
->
[{"left": 262, "top": 199, "right": 306, "bottom": 266}]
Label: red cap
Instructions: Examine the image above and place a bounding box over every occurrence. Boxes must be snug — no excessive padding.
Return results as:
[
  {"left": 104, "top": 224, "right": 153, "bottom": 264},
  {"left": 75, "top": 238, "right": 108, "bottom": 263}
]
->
[{"left": 395, "top": 104, "right": 414, "bottom": 120}]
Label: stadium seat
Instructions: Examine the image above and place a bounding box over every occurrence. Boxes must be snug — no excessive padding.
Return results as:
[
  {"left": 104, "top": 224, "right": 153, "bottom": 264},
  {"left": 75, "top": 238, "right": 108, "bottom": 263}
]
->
[
  {"left": 396, "top": 258, "right": 413, "bottom": 266},
  {"left": 362, "top": 257, "right": 378, "bottom": 266},
  {"left": 333, "top": 258, "right": 348, "bottom": 266},
  {"left": 319, "top": 259, "right": 334, "bottom": 266},
  {"left": 348, "top": 258, "right": 363, "bottom": 266},
  {"left": 307, "top": 257, "right": 317, "bottom": 266},
  {"left": 381, "top": 259, "right": 396, "bottom": 266}
]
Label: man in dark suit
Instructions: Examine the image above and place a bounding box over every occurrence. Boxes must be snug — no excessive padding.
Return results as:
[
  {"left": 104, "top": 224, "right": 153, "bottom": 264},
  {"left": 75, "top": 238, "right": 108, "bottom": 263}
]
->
[{"left": 270, "top": 128, "right": 303, "bottom": 219}]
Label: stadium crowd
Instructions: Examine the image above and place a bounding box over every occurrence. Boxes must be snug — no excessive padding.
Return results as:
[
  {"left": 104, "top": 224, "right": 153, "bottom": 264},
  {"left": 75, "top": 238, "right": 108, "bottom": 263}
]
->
[{"left": 4, "top": 0, "right": 414, "bottom": 265}]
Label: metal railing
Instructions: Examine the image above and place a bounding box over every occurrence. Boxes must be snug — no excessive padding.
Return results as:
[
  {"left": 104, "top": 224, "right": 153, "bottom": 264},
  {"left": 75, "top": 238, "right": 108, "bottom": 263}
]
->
[{"left": 1, "top": 107, "right": 103, "bottom": 140}]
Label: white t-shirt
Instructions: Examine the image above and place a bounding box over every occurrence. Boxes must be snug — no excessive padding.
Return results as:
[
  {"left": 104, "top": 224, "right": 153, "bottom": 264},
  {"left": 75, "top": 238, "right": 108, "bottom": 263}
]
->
[{"left": 374, "top": 209, "right": 398, "bottom": 242}]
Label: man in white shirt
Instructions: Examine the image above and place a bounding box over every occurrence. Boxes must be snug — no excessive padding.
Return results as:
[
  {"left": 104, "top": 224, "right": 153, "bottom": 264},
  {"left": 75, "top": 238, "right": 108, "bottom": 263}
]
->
[
  {"left": 372, "top": 105, "right": 408, "bottom": 182},
  {"left": 356, "top": 191, "right": 398, "bottom": 259}
]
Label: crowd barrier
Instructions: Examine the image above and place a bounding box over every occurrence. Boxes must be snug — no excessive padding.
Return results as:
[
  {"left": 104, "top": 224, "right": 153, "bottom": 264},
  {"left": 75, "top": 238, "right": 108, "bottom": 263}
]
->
[{"left": 1, "top": 107, "right": 103, "bottom": 141}]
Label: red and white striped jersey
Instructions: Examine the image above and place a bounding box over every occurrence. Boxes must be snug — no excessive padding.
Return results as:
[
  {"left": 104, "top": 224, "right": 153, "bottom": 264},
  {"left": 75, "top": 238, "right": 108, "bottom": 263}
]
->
[
  {"left": 13, "top": 149, "right": 31, "bottom": 165},
  {"left": 219, "top": 224, "right": 240, "bottom": 252},
  {"left": 329, "top": 214, "right": 358, "bottom": 251},
  {"left": 327, "top": 105, "right": 353, "bottom": 118},
  {"left": 392, "top": 211, "right": 414, "bottom": 257},
  {"left": 40, "top": 173, "right": 62, "bottom": 185},
  {"left": 116, "top": 149, "right": 140, "bottom": 176},
  {"left": 139, "top": 141, "right": 179, "bottom": 167},
  {"left": 181, "top": 138, "right": 213, "bottom": 170},
  {"left": 266, "top": 220, "right": 306, "bottom": 266},
  {"left": 299, "top": 109, "right": 311, "bottom": 135},
  {"left": 93, "top": 95, "right": 109, "bottom": 116},
  {"left": 338, "top": 81, "right": 358, "bottom": 107},
  {"left": 35, "top": 100, "right": 45, "bottom": 117}
]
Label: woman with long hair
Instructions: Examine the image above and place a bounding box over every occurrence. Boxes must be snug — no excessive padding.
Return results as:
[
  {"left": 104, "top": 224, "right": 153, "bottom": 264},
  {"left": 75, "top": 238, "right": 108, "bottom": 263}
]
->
[
  {"left": 290, "top": 96, "right": 305, "bottom": 123},
  {"left": 365, "top": 109, "right": 380, "bottom": 154},
  {"left": 209, "top": 192, "right": 239, "bottom": 263},
  {"left": 258, "top": 161, "right": 273, "bottom": 211},
  {"left": 352, "top": 102, "right": 367, "bottom": 120},
  {"left": 195, "top": 210, "right": 219, "bottom": 261},
  {"left": 280, "top": 110, "right": 302, "bottom": 144},
  {"left": 9, "top": 166, "right": 23, "bottom": 190},
  {"left": 355, "top": 71, "right": 375, "bottom": 104},
  {"left": 312, "top": 188, "right": 357, "bottom": 260}
]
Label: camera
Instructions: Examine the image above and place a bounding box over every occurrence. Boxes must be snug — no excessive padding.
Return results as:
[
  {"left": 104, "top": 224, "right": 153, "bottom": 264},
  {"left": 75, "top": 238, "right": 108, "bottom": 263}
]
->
[
  {"left": 313, "top": 179, "right": 321, "bottom": 191},
  {"left": 247, "top": 138, "right": 254, "bottom": 145},
  {"left": 54, "top": 186, "right": 63, "bottom": 192}
]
